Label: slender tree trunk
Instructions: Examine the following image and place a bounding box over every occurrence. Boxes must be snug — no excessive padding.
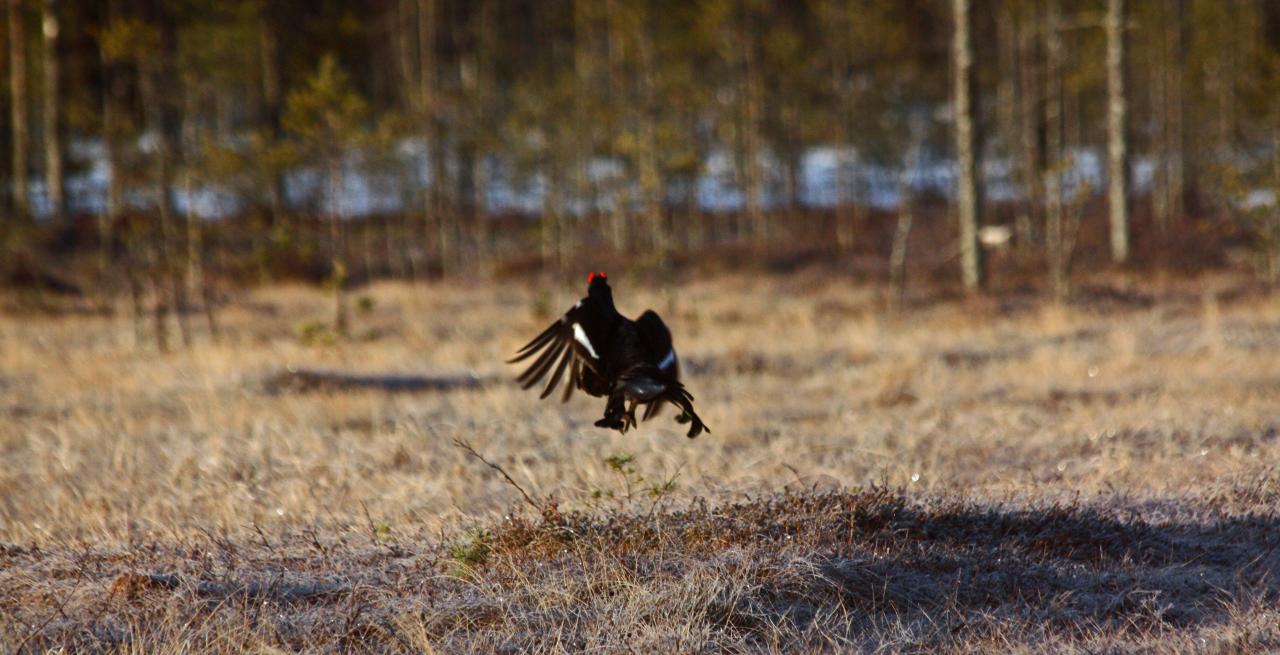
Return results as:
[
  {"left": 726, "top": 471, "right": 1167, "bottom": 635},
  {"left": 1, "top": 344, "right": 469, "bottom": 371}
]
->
[
  {"left": 394, "top": 0, "right": 419, "bottom": 281},
  {"left": 833, "top": 4, "right": 864, "bottom": 257},
  {"left": 835, "top": 146, "right": 858, "bottom": 253},
  {"left": 1017, "top": 6, "right": 1042, "bottom": 247},
  {"left": 258, "top": 6, "right": 286, "bottom": 225},
  {"left": 1063, "top": 36, "right": 1085, "bottom": 275},
  {"left": 326, "top": 153, "right": 348, "bottom": 334},
  {"left": 572, "top": 0, "right": 595, "bottom": 252},
  {"left": 782, "top": 144, "right": 802, "bottom": 214},
  {"left": 889, "top": 165, "right": 917, "bottom": 314},
  {"left": 325, "top": 155, "right": 342, "bottom": 261},
  {"left": 889, "top": 190, "right": 914, "bottom": 314},
  {"left": 188, "top": 83, "right": 220, "bottom": 349},
  {"left": 778, "top": 98, "right": 803, "bottom": 213},
  {"left": 9, "top": 0, "right": 29, "bottom": 219},
  {"left": 1150, "top": 15, "right": 1168, "bottom": 233},
  {"left": 361, "top": 215, "right": 375, "bottom": 280},
  {"left": 728, "top": 0, "right": 765, "bottom": 242},
  {"left": 952, "top": 0, "right": 983, "bottom": 291},
  {"left": 125, "top": 244, "right": 146, "bottom": 348},
  {"left": 1173, "top": 0, "right": 1192, "bottom": 219},
  {"left": 636, "top": 17, "right": 667, "bottom": 268},
  {"left": 416, "top": 0, "right": 435, "bottom": 112},
  {"left": 149, "top": 249, "right": 170, "bottom": 353},
  {"left": 1271, "top": 131, "right": 1280, "bottom": 286},
  {"left": 455, "top": 42, "right": 479, "bottom": 275},
  {"left": 181, "top": 74, "right": 203, "bottom": 312},
  {"left": 741, "top": 37, "right": 764, "bottom": 242},
  {"left": 100, "top": 0, "right": 125, "bottom": 276},
  {"left": 680, "top": 105, "right": 705, "bottom": 251},
  {"left": 201, "top": 265, "right": 220, "bottom": 344},
  {"left": 541, "top": 158, "right": 563, "bottom": 273},
  {"left": 417, "top": 0, "right": 451, "bottom": 277},
  {"left": 1043, "top": 0, "right": 1067, "bottom": 300},
  {"left": 604, "top": 0, "right": 629, "bottom": 251},
  {"left": 1105, "top": 0, "right": 1130, "bottom": 263},
  {"left": 470, "top": 0, "right": 497, "bottom": 271},
  {"left": 40, "top": 0, "right": 62, "bottom": 222},
  {"left": 1153, "top": 0, "right": 1186, "bottom": 233},
  {"left": 395, "top": 0, "right": 416, "bottom": 106},
  {"left": 430, "top": 138, "right": 450, "bottom": 276},
  {"left": 1215, "top": 13, "right": 1236, "bottom": 181},
  {"left": 996, "top": 4, "right": 1029, "bottom": 249},
  {"left": 103, "top": 77, "right": 124, "bottom": 222},
  {"left": 139, "top": 15, "right": 188, "bottom": 349}
]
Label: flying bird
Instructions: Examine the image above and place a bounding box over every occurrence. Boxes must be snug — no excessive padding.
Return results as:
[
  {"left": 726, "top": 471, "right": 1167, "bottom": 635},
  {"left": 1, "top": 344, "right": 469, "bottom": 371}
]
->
[{"left": 509, "top": 272, "right": 708, "bottom": 438}]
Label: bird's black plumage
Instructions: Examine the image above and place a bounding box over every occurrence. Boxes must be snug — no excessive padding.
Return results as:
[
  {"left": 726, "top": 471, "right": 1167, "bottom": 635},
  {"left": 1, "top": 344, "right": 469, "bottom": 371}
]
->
[{"left": 509, "top": 272, "right": 707, "bottom": 438}]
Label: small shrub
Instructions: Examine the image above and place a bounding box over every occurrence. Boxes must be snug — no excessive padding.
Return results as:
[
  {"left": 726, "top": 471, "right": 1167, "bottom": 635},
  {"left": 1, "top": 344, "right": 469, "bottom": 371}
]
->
[
  {"left": 295, "top": 319, "right": 337, "bottom": 346},
  {"left": 448, "top": 529, "right": 492, "bottom": 570},
  {"left": 604, "top": 453, "right": 635, "bottom": 473}
]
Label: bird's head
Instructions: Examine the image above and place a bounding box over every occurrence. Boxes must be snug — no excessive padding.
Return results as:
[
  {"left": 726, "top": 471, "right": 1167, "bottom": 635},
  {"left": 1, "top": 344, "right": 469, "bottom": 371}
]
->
[{"left": 586, "top": 271, "right": 613, "bottom": 301}]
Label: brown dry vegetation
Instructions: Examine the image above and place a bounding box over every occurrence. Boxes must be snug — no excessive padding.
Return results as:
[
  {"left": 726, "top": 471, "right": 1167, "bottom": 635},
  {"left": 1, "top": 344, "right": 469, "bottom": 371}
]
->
[{"left": 3, "top": 272, "right": 1280, "bottom": 652}]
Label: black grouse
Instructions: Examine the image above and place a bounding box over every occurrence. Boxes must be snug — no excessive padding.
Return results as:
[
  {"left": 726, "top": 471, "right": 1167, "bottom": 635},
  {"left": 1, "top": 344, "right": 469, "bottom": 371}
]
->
[{"left": 509, "top": 272, "right": 708, "bottom": 438}]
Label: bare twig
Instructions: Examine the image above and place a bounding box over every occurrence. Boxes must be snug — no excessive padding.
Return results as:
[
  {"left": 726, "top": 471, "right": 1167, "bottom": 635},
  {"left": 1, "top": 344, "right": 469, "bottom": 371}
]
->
[
  {"left": 251, "top": 522, "right": 275, "bottom": 554},
  {"left": 452, "top": 438, "right": 542, "bottom": 514},
  {"left": 15, "top": 582, "right": 78, "bottom": 653},
  {"left": 646, "top": 462, "right": 686, "bottom": 519},
  {"left": 307, "top": 526, "right": 330, "bottom": 565},
  {"left": 359, "top": 501, "right": 400, "bottom": 554},
  {"left": 360, "top": 501, "right": 380, "bottom": 547},
  {"left": 782, "top": 463, "right": 805, "bottom": 487}
]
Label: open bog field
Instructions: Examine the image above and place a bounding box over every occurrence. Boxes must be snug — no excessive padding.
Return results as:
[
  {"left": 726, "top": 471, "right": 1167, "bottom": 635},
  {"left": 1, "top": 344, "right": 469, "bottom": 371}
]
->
[{"left": 3, "top": 274, "right": 1280, "bottom": 652}]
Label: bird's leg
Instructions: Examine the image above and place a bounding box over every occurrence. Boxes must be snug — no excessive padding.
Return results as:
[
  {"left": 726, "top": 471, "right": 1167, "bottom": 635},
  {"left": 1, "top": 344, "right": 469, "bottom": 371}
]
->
[
  {"left": 622, "top": 400, "right": 639, "bottom": 433},
  {"left": 616, "top": 399, "right": 635, "bottom": 434},
  {"left": 666, "top": 389, "right": 707, "bottom": 438},
  {"left": 676, "top": 405, "right": 705, "bottom": 438},
  {"left": 593, "top": 390, "right": 628, "bottom": 432}
]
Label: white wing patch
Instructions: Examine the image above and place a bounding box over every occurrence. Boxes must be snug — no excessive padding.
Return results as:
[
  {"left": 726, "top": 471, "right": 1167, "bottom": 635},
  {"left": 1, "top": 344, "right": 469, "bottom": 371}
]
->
[
  {"left": 658, "top": 348, "right": 677, "bottom": 372},
  {"left": 572, "top": 322, "right": 600, "bottom": 359}
]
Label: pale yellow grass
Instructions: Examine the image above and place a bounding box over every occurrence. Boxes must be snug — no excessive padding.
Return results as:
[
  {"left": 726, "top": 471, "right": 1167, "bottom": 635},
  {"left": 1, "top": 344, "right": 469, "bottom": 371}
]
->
[{"left": 2, "top": 275, "right": 1278, "bottom": 547}]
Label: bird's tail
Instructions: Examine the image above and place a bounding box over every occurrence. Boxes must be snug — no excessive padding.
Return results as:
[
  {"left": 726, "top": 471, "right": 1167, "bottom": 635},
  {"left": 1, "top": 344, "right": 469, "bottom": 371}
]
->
[{"left": 663, "top": 383, "right": 707, "bottom": 438}]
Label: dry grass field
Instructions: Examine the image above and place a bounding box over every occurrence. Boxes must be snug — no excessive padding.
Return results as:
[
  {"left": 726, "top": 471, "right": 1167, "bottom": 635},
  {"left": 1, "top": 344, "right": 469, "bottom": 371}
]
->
[{"left": 3, "top": 272, "right": 1280, "bottom": 652}]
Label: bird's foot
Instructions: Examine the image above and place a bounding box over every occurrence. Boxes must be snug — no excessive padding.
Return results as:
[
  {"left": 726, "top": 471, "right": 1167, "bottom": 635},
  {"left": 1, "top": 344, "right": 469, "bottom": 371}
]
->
[
  {"left": 674, "top": 411, "right": 707, "bottom": 438},
  {"left": 685, "top": 418, "right": 706, "bottom": 439},
  {"left": 623, "top": 401, "right": 639, "bottom": 433},
  {"left": 594, "top": 415, "right": 626, "bottom": 432}
]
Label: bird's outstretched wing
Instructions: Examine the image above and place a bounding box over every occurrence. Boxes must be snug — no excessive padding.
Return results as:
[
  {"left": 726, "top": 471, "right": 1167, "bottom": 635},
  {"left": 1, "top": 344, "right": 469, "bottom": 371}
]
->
[
  {"left": 635, "top": 310, "right": 680, "bottom": 421},
  {"left": 508, "top": 301, "right": 608, "bottom": 401}
]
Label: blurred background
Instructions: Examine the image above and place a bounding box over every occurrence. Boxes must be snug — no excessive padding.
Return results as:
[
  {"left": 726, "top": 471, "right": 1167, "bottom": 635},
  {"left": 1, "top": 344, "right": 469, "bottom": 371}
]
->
[{"left": 1, "top": 0, "right": 1279, "bottom": 322}]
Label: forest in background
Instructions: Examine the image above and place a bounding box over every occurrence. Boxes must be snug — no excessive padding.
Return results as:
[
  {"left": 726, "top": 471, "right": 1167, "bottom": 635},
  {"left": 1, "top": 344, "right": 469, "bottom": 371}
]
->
[{"left": 1, "top": 0, "right": 1279, "bottom": 321}]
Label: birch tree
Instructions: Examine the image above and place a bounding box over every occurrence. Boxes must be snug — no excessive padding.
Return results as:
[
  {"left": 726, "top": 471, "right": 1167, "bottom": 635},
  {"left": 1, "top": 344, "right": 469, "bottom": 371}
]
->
[
  {"left": 40, "top": 0, "right": 63, "bottom": 221},
  {"left": 952, "top": 0, "right": 982, "bottom": 291},
  {"left": 9, "top": 0, "right": 29, "bottom": 219},
  {"left": 1106, "top": 0, "right": 1129, "bottom": 263},
  {"left": 1043, "top": 0, "right": 1067, "bottom": 300}
]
